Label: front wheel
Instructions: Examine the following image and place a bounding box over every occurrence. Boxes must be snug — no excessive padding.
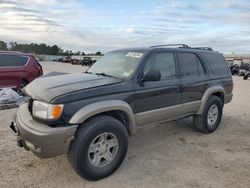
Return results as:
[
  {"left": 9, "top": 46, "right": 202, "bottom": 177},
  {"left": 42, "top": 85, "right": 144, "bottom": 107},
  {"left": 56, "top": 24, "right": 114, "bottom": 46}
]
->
[
  {"left": 194, "top": 96, "right": 223, "bottom": 133},
  {"left": 68, "top": 115, "right": 128, "bottom": 181}
]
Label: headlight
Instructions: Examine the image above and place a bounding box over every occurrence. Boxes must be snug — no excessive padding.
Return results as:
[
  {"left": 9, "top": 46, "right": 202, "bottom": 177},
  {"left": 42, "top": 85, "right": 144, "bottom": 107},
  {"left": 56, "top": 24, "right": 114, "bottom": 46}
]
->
[{"left": 32, "top": 100, "right": 64, "bottom": 120}]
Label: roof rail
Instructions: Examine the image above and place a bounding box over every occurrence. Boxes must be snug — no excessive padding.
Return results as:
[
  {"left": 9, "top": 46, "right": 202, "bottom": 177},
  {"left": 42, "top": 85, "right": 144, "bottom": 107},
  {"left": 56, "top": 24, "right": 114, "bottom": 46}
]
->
[
  {"left": 191, "top": 47, "right": 213, "bottom": 51},
  {"left": 150, "top": 44, "right": 189, "bottom": 48},
  {"left": 150, "top": 44, "right": 213, "bottom": 51}
]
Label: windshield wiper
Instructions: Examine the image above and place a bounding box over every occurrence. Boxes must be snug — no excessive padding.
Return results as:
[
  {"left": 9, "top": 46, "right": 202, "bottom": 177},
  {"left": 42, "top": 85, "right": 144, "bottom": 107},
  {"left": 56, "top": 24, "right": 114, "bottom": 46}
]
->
[
  {"left": 95, "top": 72, "right": 117, "bottom": 78},
  {"left": 85, "top": 71, "right": 93, "bottom": 74},
  {"left": 86, "top": 71, "right": 121, "bottom": 79}
]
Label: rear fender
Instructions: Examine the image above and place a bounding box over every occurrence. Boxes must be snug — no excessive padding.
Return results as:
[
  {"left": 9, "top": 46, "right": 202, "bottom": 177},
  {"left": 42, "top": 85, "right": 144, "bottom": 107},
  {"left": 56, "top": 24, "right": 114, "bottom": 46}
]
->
[{"left": 197, "top": 86, "right": 225, "bottom": 114}]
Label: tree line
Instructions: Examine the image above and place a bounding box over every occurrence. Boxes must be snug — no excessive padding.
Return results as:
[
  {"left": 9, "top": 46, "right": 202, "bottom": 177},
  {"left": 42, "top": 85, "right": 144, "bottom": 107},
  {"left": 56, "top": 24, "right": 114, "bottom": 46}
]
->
[{"left": 0, "top": 41, "right": 102, "bottom": 56}]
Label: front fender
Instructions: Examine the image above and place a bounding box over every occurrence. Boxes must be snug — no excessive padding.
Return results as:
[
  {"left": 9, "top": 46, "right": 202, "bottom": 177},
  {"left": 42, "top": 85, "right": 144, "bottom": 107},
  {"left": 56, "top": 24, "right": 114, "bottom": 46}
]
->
[{"left": 69, "top": 100, "right": 136, "bottom": 134}]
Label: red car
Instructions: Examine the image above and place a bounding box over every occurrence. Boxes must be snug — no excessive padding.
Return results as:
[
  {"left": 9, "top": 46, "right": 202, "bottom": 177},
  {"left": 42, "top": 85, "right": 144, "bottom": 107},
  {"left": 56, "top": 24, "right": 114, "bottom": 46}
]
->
[{"left": 0, "top": 51, "right": 43, "bottom": 91}]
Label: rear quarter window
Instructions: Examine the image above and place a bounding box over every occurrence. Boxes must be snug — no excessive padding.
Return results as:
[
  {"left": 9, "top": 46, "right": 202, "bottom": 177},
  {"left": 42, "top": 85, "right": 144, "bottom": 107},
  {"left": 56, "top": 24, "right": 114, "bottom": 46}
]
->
[
  {"left": 201, "top": 52, "right": 229, "bottom": 75},
  {"left": 0, "top": 54, "right": 29, "bottom": 67}
]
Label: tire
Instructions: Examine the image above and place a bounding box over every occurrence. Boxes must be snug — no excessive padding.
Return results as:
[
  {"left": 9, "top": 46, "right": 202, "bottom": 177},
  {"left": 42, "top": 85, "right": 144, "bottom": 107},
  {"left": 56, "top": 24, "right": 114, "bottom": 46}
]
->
[
  {"left": 68, "top": 115, "right": 128, "bottom": 181},
  {"left": 194, "top": 95, "right": 223, "bottom": 133},
  {"left": 243, "top": 74, "right": 249, "bottom": 80}
]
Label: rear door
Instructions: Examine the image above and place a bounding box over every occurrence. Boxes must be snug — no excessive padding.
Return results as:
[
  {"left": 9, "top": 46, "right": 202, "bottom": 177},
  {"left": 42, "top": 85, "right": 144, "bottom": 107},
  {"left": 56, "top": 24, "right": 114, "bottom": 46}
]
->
[
  {"left": 134, "top": 50, "right": 182, "bottom": 126},
  {"left": 0, "top": 54, "right": 29, "bottom": 89},
  {"left": 177, "top": 52, "right": 209, "bottom": 107}
]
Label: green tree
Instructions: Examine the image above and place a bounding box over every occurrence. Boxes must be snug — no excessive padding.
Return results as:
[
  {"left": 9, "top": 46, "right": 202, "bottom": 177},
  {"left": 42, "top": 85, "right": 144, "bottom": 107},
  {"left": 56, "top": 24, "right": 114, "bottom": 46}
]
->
[
  {"left": 50, "top": 45, "right": 60, "bottom": 55},
  {"left": 1, "top": 41, "right": 86, "bottom": 56},
  {"left": 64, "top": 50, "right": 69, "bottom": 56},
  {"left": 69, "top": 50, "right": 74, "bottom": 56},
  {"left": 9, "top": 41, "right": 17, "bottom": 50},
  {"left": 0, "top": 41, "right": 7, "bottom": 50},
  {"left": 95, "top": 51, "right": 102, "bottom": 56},
  {"left": 59, "top": 48, "right": 64, "bottom": 55}
]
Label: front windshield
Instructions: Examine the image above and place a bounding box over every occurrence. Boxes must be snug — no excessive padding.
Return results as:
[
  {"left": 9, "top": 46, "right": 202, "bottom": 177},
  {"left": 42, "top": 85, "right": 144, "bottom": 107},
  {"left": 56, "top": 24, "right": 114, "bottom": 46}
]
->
[{"left": 87, "top": 51, "right": 144, "bottom": 79}]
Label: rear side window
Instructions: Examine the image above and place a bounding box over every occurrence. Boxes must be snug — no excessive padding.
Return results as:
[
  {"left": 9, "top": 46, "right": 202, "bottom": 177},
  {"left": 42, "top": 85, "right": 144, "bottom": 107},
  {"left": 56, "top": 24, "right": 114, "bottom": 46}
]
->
[
  {"left": 0, "top": 54, "right": 29, "bottom": 67},
  {"left": 201, "top": 53, "right": 229, "bottom": 75},
  {"left": 177, "top": 53, "right": 205, "bottom": 76}
]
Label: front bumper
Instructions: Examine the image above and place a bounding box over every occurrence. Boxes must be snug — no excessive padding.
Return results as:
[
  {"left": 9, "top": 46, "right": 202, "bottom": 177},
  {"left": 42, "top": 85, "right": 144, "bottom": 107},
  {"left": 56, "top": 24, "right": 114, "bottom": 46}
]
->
[{"left": 14, "top": 103, "right": 77, "bottom": 158}]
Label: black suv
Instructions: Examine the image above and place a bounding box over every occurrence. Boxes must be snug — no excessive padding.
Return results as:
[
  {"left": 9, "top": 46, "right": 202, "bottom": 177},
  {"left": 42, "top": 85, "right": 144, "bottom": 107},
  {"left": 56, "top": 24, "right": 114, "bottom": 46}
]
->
[{"left": 12, "top": 44, "right": 233, "bottom": 181}]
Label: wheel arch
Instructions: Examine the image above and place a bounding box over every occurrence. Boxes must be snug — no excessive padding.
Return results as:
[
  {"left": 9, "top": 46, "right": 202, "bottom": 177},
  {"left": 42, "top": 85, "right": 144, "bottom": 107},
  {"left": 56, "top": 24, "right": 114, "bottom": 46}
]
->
[
  {"left": 69, "top": 100, "right": 136, "bottom": 135},
  {"left": 197, "top": 86, "right": 225, "bottom": 114}
]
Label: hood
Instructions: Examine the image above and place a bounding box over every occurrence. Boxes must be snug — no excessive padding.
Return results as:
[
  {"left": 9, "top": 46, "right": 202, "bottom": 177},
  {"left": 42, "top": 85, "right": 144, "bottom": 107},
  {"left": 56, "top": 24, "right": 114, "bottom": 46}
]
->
[{"left": 24, "top": 73, "right": 122, "bottom": 102}]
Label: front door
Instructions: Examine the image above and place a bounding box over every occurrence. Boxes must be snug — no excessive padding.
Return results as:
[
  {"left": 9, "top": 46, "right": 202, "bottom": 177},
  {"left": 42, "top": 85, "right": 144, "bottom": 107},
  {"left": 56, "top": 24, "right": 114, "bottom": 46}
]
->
[{"left": 134, "top": 51, "right": 182, "bottom": 126}]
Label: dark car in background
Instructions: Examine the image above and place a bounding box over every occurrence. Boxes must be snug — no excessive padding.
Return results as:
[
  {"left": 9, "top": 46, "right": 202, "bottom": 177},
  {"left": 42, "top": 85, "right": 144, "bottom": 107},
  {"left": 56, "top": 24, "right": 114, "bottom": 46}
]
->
[
  {"left": 81, "top": 57, "right": 95, "bottom": 66},
  {"left": 71, "top": 59, "right": 80, "bottom": 65},
  {"left": 238, "top": 63, "right": 250, "bottom": 76},
  {"left": 229, "top": 64, "right": 240, "bottom": 75},
  {"left": 0, "top": 51, "right": 43, "bottom": 91}
]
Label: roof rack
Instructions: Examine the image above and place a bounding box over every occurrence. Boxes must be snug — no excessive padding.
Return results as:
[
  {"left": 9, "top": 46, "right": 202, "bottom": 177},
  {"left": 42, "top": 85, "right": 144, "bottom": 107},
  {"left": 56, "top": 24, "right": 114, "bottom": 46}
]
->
[
  {"left": 191, "top": 47, "right": 213, "bottom": 51},
  {"left": 150, "top": 44, "right": 213, "bottom": 51},
  {"left": 150, "top": 44, "right": 189, "bottom": 48}
]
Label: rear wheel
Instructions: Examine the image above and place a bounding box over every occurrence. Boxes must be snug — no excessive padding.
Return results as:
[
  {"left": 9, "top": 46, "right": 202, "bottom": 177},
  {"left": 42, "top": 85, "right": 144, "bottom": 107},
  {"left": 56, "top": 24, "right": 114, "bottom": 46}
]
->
[
  {"left": 243, "top": 74, "right": 249, "bottom": 80},
  {"left": 194, "top": 96, "right": 223, "bottom": 133},
  {"left": 68, "top": 115, "right": 128, "bottom": 181}
]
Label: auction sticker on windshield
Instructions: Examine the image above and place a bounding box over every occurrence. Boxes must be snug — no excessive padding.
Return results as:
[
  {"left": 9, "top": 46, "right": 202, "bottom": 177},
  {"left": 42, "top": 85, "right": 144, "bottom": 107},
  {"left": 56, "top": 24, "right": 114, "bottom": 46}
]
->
[{"left": 126, "top": 52, "right": 143, "bottom": 58}]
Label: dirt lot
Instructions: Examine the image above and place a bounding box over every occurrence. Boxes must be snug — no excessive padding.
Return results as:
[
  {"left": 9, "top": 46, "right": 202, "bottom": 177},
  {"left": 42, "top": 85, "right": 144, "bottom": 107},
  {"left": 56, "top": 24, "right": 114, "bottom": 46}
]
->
[{"left": 0, "top": 62, "right": 250, "bottom": 188}]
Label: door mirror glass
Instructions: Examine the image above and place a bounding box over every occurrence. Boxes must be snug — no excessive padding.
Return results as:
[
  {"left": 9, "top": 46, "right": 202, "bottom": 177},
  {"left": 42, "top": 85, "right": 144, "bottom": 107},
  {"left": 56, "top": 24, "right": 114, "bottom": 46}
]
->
[{"left": 143, "top": 69, "right": 161, "bottom": 81}]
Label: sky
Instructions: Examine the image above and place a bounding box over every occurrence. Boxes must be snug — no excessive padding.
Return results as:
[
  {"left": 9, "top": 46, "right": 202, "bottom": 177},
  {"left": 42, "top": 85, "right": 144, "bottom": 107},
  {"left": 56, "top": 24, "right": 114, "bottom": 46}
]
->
[{"left": 0, "top": 0, "right": 249, "bottom": 53}]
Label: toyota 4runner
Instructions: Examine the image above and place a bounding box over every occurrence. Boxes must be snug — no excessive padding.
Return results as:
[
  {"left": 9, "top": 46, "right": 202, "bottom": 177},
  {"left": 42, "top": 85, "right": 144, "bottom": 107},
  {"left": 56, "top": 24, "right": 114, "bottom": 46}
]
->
[{"left": 11, "top": 44, "right": 233, "bottom": 181}]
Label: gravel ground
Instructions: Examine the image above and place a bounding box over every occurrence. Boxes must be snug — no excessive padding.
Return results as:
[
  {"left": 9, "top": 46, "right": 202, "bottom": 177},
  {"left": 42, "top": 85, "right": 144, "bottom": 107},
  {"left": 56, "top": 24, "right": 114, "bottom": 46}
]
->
[{"left": 0, "top": 62, "right": 250, "bottom": 188}]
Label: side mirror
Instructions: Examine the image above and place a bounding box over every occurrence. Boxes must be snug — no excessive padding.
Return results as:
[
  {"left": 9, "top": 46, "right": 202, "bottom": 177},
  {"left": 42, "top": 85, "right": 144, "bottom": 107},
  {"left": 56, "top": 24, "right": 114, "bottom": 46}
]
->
[{"left": 142, "top": 69, "right": 161, "bottom": 82}]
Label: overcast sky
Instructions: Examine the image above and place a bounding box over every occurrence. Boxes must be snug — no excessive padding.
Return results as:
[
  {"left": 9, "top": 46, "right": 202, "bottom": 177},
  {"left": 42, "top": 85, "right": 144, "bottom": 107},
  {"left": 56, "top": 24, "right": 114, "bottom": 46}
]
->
[{"left": 0, "top": 0, "right": 249, "bottom": 53}]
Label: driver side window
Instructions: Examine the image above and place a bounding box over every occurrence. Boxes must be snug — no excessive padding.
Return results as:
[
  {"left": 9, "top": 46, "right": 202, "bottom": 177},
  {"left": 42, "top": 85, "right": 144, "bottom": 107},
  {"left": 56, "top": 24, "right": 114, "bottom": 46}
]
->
[{"left": 144, "top": 52, "right": 176, "bottom": 80}]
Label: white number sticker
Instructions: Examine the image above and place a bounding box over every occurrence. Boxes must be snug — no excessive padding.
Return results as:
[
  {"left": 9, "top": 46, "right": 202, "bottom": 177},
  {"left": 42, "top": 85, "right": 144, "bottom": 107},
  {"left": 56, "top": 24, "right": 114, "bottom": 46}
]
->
[{"left": 126, "top": 52, "right": 143, "bottom": 58}]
